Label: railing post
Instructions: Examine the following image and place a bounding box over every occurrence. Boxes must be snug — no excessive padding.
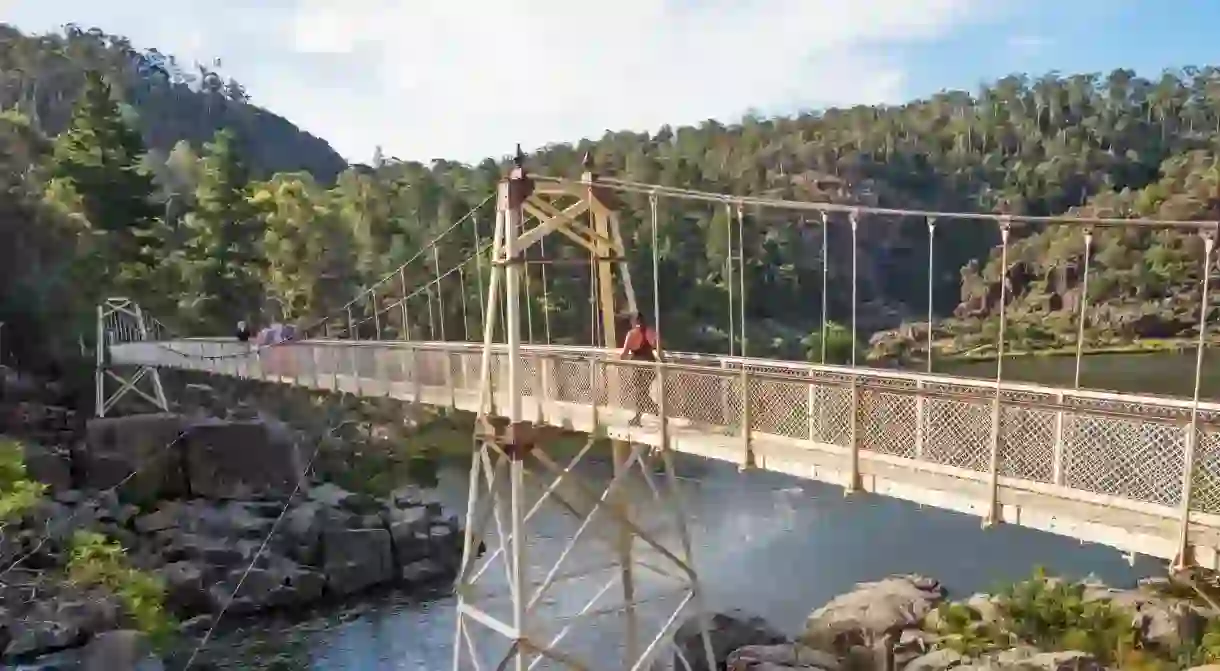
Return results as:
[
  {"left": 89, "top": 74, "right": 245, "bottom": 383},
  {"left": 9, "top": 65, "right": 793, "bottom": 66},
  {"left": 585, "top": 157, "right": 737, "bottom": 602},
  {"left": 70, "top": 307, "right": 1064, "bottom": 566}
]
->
[
  {"left": 447, "top": 351, "right": 457, "bottom": 409},
  {"left": 308, "top": 344, "right": 321, "bottom": 391},
  {"left": 1052, "top": 391, "right": 1065, "bottom": 486},
  {"left": 720, "top": 360, "right": 731, "bottom": 429},
  {"left": 350, "top": 345, "right": 362, "bottom": 397},
  {"left": 412, "top": 346, "right": 423, "bottom": 405},
  {"left": 985, "top": 392, "right": 1003, "bottom": 527},
  {"left": 807, "top": 370, "right": 817, "bottom": 442},
  {"left": 532, "top": 353, "right": 545, "bottom": 424},
  {"left": 915, "top": 380, "right": 925, "bottom": 461},
  {"left": 846, "top": 377, "right": 861, "bottom": 494},
  {"left": 94, "top": 304, "right": 104, "bottom": 418},
  {"left": 541, "top": 356, "right": 552, "bottom": 408},
  {"left": 657, "top": 360, "right": 670, "bottom": 451},
  {"left": 589, "top": 357, "right": 600, "bottom": 432},
  {"left": 330, "top": 347, "right": 340, "bottom": 392},
  {"left": 396, "top": 348, "right": 409, "bottom": 399},
  {"left": 739, "top": 367, "right": 755, "bottom": 470},
  {"left": 380, "top": 348, "right": 391, "bottom": 398},
  {"left": 1177, "top": 424, "right": 1200, "bottom": 567}
]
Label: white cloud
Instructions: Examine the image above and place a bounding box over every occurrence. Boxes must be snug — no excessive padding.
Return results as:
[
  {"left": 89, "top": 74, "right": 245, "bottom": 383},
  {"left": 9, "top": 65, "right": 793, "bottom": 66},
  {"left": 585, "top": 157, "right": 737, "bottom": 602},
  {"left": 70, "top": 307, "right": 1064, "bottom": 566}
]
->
[{"left": 5, "top": 0, "right": 1011, "bottom": 165}]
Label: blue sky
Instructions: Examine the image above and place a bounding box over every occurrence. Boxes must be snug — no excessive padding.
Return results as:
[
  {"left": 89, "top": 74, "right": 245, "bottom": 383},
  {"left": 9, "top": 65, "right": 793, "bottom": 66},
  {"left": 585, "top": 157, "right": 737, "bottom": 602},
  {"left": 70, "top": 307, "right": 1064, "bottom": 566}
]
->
[{"left": 3, "top": 1, "right": 1217, "bottom": 165}]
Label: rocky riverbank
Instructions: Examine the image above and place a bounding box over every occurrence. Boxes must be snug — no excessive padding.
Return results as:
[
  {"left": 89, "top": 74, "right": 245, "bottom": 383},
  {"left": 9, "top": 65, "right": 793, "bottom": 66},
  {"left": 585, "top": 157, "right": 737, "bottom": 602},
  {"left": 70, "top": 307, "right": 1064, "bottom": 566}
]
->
[
  {"left": 676, "top": 570, "right": 1220, "bottom": 670},
  {"left": 0, "top": 370, "right": 466, "bottom": 669}
]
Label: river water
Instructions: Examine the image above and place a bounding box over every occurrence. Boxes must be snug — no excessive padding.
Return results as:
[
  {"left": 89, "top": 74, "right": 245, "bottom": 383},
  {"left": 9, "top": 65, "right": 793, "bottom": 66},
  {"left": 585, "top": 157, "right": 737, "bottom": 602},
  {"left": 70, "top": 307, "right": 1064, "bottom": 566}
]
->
[{"left": 204, "top": 352, "right": 1198, "bottom": 669}]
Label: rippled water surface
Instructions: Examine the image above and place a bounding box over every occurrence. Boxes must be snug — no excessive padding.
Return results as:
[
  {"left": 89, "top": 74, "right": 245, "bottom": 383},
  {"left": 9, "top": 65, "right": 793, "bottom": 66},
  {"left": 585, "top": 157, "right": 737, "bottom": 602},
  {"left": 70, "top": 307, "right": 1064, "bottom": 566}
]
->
[{"left": 207, "top": 352, "right": 1198, "bottom": 669}]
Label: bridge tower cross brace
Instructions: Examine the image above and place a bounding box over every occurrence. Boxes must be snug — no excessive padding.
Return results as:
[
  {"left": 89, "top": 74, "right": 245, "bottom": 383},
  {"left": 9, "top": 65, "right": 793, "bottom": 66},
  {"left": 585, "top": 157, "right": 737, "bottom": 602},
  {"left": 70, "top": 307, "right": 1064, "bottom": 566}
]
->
[
  {"left": 94, "top": 297, "right": 170, "bottom": 418},
  {"left": 451, "top": 152, "right": 716, "bottom": 670}
]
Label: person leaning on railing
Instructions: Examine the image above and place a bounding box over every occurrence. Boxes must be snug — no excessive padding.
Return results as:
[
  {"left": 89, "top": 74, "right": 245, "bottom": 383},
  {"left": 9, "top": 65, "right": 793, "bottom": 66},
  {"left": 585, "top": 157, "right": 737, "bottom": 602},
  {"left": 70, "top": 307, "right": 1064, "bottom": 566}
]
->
[{"left": 619, "top": 312, "right": 662, "bottom": 427}]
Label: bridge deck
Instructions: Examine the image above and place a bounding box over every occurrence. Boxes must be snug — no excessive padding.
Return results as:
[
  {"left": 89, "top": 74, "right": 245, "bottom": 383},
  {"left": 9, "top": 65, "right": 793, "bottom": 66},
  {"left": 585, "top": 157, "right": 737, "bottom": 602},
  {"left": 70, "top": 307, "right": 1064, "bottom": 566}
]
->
[{"left": 108, "top": 338, "right": 1220, "bottom": 568}]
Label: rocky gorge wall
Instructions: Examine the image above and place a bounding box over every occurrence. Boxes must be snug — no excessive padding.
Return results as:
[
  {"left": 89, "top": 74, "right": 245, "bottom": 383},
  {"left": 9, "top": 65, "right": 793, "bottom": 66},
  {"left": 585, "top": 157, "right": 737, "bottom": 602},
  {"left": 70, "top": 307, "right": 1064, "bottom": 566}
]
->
[
  {"left": 673, "top": 571, "right": 1220, "bottom": 670},
  {"left": 0, "top": 369, "right": 467, "bottom": 668}
]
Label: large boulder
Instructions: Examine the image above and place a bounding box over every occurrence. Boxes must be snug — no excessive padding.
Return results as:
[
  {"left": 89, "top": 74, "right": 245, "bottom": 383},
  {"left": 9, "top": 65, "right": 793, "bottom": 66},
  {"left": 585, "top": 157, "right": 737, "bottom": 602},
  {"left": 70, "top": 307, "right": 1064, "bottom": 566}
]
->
[
  {"left": 672, "top": 609, "right": 787, "bottom": 671},
  {"left": 206, "top": 559, "right": 325, "bottom": 615},
  {"left": 1083, "top": 582, "right": 1208, "bottom": 651},
  {"left": 21, "top": 443, "right": 72, "bottom": 492},
  {"left": 82, "top": 629, "right": 163, "bottom": 671},
  {"left": 182, "top": 418, "right": 303, "bottom": 499},
  {"left": 83, "top": 413, "right": 187, "bottom": 501},
  {"left": 321, "top": 527, "right": 395, "bottom": 596},
  {"left": 802, "top": 574, "right": 945, "bottom": 654}
]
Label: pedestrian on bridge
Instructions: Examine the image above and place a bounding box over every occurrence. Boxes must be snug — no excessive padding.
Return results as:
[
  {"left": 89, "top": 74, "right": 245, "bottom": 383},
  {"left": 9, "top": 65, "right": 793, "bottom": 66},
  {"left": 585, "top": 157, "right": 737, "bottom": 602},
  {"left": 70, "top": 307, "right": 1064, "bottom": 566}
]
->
[{"left": 620, "top": 312, "right": 661, "bottom": 427}]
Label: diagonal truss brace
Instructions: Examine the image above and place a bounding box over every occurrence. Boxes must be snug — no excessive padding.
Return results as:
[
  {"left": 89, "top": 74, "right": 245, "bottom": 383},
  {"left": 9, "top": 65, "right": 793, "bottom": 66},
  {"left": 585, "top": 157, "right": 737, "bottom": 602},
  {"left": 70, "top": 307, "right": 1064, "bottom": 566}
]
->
[
  {"left": 95, "top": 298, "right": 170, "bottom": 417},
  {"left": 453, "top": 162, "right": 714, "bottom": 671}
]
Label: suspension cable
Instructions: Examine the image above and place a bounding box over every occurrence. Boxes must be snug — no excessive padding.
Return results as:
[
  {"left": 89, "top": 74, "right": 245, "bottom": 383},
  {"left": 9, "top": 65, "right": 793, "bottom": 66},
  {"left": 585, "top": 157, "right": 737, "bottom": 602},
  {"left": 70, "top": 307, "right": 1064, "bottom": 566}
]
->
[
  {"left": 432, "top": 246, "right": 446, "bottom": 342},
  {"left": 473, "top": 215, "right": 487, "bottom": 335},
  {"left": 927, "top": 216, "right": 937, "bottom": 373},
  {"left": 650, "top": 193, "right": 663, "bottom": 346},
  {"left": 1178, "top": 227, "right": 1216, "bottom": 560},
  {"left": 524, "top": 254, "right": 536, "bottom": 345},
  {"left": 724, "top": 203, "right": 735, "bottom": 357},
  {"left": 540, "top": 235, "right": 553, "bottom": 345},
  {"left": 850, "top": 210, "right": 859, "bottom": 368},
  {"left": 459, "top": 266, "right": 471, "bottom": 342},
  {"left": 987, "top": 217, "right": 1013, "bottom": 522},
  {"left": 145, "top": 193, "right": 496, "bottom": 360},
  {"left": 736, "top": 203, "right": 747, "bottom": 358},
  {"left": 425, "top": 275, "right": 437, "bottom": 341},
  {"left": 1073, "top": 228, "right": 1094, "bottom": 389},
  {"left": 820, "top": 211, "right": 829, "bottom": 364},
  {"left": 556, "top": 175, "right": 1215, "bottom": 230},
  {"left": 399, "top": 268, "right": 411, "bottom": 340}
]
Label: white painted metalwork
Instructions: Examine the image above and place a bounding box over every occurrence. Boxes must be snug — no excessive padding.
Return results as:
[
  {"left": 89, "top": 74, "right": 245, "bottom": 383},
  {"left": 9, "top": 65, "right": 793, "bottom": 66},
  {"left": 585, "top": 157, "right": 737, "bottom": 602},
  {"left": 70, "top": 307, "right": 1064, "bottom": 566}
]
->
[
  {"left": 95, "top": 297, "right": 169, "bottom": 417},
  {"left": 108, "top": 334, "right": 1220, "bottom": 571}
]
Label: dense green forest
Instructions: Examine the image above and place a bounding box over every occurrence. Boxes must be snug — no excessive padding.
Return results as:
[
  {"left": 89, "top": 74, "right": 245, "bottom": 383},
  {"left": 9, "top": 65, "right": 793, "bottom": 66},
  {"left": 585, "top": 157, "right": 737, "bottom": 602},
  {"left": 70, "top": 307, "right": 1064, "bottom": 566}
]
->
[{"left": 4, "top": 23, "right": 1220, "bottom": 372}]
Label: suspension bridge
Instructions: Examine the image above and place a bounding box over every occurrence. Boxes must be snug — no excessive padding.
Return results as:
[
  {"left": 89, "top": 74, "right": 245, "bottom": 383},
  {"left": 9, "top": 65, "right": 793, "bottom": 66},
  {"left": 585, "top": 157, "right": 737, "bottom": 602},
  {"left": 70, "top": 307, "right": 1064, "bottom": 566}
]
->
[{"left": 94, "top": 153, "right": 1220, "bottom": 670}]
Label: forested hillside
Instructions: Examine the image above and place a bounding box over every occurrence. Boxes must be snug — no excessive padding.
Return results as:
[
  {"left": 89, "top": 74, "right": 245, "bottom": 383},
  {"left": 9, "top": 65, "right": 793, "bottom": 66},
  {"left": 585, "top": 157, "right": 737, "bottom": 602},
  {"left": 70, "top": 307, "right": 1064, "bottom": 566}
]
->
[
  {"left": 0, "top": 24, "right": 346, "bottom": 180},
  {"left": 4, "top": 23, "right": 1220, "bottom": 372}
]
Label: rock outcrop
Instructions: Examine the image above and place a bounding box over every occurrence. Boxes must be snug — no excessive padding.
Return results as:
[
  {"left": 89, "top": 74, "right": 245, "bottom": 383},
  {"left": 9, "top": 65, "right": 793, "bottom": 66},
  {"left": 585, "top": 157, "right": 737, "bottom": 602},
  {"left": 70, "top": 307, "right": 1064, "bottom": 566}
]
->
[
  {"left": 713, "top": 572, "right": 1220, "bottom": 671},
  {"left": 672, "top": 609, "right": 788, "bottom": 670},
  {"left": 0, "top": 480, "right": 462, "bottom": 664}
]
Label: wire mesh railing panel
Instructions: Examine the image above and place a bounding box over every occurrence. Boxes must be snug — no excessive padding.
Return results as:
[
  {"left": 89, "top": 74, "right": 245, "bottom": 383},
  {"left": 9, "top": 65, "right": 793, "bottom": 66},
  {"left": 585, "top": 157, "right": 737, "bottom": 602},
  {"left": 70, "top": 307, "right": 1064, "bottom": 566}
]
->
[
  {"left": 998, "top": 406, "right": 1056, "bottom": 484},
  {"left": 1062, "top": 413, "right": 1185, "bottom": 507},
  {"left": 748, "top": 376, "right": 810, "bottom": 441},
  {"left": 108, "top": 335, "right": 1220, "bottom": 526},
  {"left": 809, "top": 384, "right": 852, "bottom": 447},
  {"left": 860, "top": 389, "right": 918, "bottom": 459},
  {"left": 659, "top": 367, "right": 739, "bottom": 434},
  {"left": 921, "top": 383, "right": 991, "bottom": 473},
  {"left": 552, "top": 357, "right": 595, "bottom": 406}
]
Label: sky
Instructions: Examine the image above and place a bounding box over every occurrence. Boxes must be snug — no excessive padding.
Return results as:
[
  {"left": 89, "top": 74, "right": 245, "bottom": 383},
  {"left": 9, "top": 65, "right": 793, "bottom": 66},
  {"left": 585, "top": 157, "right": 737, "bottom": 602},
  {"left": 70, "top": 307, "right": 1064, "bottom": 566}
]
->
[{"left": 2, "top": 1, "right": 1219, "bottom": 166}]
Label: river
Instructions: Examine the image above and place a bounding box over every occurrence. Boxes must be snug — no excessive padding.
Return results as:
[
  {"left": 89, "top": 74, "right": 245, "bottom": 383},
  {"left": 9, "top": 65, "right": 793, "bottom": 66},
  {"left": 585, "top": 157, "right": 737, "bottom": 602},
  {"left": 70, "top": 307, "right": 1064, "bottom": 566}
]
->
[{"left": 202, "top": 352, "right": 1195, "bottom": 669}]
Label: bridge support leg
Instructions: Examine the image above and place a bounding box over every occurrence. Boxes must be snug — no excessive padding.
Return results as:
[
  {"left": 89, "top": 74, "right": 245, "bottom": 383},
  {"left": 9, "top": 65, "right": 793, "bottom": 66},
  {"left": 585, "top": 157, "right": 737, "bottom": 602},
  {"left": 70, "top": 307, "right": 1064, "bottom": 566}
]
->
[
  {"left": 95, "top": 298, "right": 170, "bottom": 417},
  {"left": 453, "top": 157, "right": 713, "bottom": 670},
  {"left": 453, "top": 416, "right": 714, "bottom": 670}
]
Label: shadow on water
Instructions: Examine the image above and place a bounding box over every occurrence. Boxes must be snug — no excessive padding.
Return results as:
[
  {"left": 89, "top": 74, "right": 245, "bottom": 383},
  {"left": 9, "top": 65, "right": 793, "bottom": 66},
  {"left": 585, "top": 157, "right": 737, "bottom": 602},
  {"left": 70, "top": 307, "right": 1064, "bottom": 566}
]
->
[{"left": 209, "top": 445, "right": 1161, "bottom": 670}]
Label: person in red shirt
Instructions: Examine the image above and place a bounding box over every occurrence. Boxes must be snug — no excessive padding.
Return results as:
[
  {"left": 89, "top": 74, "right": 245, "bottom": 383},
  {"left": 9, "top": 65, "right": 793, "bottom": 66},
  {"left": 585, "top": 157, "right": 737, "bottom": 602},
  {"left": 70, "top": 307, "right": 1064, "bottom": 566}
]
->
[{"left": 619, "top": 312, "right": 661, "bottom": 426}]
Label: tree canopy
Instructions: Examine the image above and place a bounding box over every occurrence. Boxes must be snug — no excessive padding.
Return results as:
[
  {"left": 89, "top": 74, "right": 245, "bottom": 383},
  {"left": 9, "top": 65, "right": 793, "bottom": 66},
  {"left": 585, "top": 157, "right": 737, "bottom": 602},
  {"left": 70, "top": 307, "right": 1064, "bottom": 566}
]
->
[{"left": 4, "top": 23, "right": 1220, "bottom": 368}]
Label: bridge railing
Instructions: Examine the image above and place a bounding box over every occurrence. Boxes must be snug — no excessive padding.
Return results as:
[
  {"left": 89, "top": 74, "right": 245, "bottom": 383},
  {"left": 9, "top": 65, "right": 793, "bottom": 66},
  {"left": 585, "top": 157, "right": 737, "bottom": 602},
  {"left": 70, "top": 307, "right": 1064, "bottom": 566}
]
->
[{"left": 109, "top": 337, "right": 1220, "bottom": 535}]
